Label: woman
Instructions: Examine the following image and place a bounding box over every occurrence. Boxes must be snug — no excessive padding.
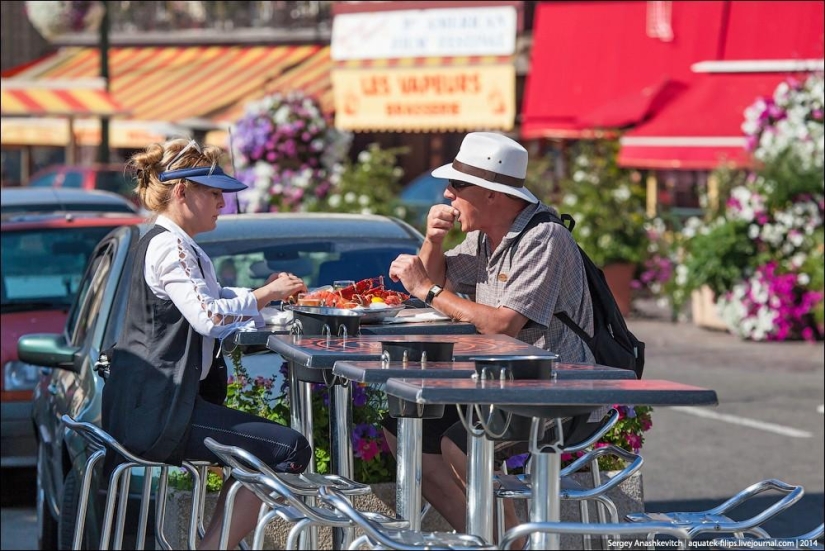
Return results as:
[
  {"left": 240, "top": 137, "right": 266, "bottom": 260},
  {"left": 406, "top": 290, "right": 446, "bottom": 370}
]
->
[{"left": 101, "top": 138, "right": 311, "bottom": 549}]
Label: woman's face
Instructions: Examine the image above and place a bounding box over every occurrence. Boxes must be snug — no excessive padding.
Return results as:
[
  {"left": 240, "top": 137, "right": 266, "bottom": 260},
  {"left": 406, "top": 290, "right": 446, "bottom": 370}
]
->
[{"left": 182, "top": 183, "right": 225, "bottom": 235}]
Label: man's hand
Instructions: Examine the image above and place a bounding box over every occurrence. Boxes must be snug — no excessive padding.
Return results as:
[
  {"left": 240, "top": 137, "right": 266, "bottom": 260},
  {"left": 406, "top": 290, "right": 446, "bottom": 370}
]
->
[
  {"left": 388, "top": 254, "right": 432, "bottom": 300},
  {"left": 425, "top": 204, "right": 459, "bottom": 245}
]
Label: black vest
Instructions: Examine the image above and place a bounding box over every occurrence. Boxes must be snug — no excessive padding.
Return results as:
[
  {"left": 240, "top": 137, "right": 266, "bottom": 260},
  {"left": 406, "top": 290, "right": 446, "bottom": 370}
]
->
[{"left": 101, "top": 225, "right": 226, "bottom": 465}]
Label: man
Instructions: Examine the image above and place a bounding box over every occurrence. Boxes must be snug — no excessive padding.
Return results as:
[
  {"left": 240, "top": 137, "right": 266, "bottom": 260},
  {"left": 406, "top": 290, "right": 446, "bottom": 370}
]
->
[{"left": 387, "top": 131, "right": 595, "bottom": 537}]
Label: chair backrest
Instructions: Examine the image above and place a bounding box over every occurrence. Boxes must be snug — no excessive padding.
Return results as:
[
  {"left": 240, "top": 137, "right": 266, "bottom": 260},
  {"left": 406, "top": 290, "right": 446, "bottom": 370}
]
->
[
  {"left": 61, "top": 414, "right": 174, "bottom": 467},
  {"left": 202, "top": 437, "right": 339, "bottom": 523},
  {"left": 317, "top": 485, "right": 410, "bottom": 549},
  {"left": 499, "top": 521, "right": 691, "bottom": 550}
]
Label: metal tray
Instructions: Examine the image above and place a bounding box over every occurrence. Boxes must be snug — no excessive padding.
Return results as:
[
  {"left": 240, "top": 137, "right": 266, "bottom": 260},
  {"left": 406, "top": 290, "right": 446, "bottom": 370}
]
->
[{"left": 349, "top": 304, "right": 406, "bottom": 323}]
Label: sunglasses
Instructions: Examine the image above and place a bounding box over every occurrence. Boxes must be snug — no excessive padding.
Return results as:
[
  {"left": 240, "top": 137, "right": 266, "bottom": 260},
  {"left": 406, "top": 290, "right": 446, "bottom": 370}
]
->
[
  {"left": 166, "top": 139, "right": 202, "bottom": 171},
  {"left": 448, "top": 179, "right": 475, "bottom": 191}
]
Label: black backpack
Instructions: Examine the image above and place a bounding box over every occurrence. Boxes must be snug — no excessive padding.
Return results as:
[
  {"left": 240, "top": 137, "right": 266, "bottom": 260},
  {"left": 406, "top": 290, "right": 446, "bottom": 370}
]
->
[{"left": 507, "top": 210, "right": 646, "bottom": 379}]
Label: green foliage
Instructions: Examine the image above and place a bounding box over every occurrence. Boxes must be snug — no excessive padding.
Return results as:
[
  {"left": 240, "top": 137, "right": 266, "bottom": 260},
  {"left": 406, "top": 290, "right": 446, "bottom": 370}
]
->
[
  {"left": 681, "top": 219, "right": 759, "bottom": 296},
  {"left": 167, "top": 467, "right": 224, "bottom": 493},
  {"left": 553, "top": 139, "right": 650, "bottom": 267},
  {"left": 310, "top": 142, "right": 411, "bottom": 220}
]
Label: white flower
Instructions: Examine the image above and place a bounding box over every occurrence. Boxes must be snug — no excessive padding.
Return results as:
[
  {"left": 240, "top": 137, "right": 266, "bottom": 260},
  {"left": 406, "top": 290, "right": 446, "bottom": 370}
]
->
[
  {"left": 328, "top": 194, "right": 342, "bottom": 208},
  {"left": 611, "top": 185, "right": 631, "bottom": 202},
  {"left": 358, "top": 194, "right": 370, "bottom": 206},
  {"left": 344, "top": 192, "right": 356, "bottom": 204}
]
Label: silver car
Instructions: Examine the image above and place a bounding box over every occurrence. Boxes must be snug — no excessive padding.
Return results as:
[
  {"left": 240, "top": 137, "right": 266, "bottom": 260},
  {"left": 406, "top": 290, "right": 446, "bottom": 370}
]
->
[{"left": 22, "top": 212, "right": 423, "bottom": 549}]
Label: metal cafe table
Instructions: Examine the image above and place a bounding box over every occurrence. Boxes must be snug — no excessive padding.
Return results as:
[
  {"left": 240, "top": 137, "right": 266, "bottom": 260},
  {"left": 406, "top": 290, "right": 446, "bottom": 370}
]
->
[
  {"left": 332, "top": 359, "right": 636, "bottom": 531},
  {"left": 385, "top": 377, "right": 719, "bottom": 549},
  {"left": 265, "top": 333, "right": 556, "bottom": 481}
]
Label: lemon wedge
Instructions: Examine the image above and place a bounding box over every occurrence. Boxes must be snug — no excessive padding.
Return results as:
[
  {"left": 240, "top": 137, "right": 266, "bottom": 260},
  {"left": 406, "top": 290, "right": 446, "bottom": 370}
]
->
[{"left": 371, "top": 296, "right": 385, "bottom": 303}]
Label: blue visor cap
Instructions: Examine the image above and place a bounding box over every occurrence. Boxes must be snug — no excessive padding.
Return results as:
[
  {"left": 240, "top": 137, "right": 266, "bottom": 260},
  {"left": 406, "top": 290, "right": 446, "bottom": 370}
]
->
[{"left": 158, "top": 166, "right": 248, "bottom": 192}]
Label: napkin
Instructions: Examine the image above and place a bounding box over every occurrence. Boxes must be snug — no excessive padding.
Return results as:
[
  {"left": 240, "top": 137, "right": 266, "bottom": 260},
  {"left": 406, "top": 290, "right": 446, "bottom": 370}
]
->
[{"left": 381, "top": 309, "right": 451, "bottom": 324}]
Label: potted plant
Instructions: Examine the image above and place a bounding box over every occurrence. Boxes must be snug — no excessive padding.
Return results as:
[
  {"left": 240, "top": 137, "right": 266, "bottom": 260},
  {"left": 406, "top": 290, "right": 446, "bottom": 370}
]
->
[
  {"left": 552, "top": 139, "right": 650, "bottom": 315},
  {"left": 230, "top": 91, "right": 352, "bottom": 213},
  {"left": 650, "top": 73, "right": 823, "bottom": 340}
]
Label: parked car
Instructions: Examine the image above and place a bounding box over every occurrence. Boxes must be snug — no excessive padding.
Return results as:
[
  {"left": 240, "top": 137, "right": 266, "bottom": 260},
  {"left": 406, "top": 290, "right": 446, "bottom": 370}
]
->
[
  {"left": 1, "top": 210, "right": 144, "bottom": 477},
  {"left": 27, "top": 164, "right": 137, "bottom": 205},
  {"left": 1, "top": 188, "right": 139, "bottom": 215},
  {"left": 20, "top": 212, "right": 424, "bottom": 549},
  {"left": 398, "top": 171, "right": 449, "bottom": 228}
]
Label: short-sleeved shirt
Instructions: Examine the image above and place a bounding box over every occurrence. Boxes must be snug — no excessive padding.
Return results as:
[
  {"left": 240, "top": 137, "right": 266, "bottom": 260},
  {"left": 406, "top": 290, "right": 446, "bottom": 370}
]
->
[{"left": 445, "top": 202, "right": 594, "bottom": 363}]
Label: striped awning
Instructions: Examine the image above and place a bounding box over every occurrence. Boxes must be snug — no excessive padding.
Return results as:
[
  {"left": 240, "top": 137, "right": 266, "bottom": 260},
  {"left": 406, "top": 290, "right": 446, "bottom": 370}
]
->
[
  {"left": 6, "top": 45, "right": 332, "bottom": 126},
  {"left": 0, "top": 79, "right": 129, "bottom": 117}
]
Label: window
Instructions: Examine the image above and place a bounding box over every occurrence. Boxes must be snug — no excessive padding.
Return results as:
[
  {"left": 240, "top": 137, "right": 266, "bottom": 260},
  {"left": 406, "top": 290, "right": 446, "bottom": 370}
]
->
[
  {"left": 96, "top": 171, "right": 134, "bottom": 198},
  {"left": 67, "top": 242, "right": 114, "bottom": 347},
  {"left": 62, "top": 172, "right": 83, "bottom": 188}
]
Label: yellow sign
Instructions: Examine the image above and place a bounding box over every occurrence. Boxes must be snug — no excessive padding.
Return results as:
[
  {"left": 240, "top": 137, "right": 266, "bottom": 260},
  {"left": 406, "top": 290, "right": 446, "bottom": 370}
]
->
[{"left": 332, "top": 64, "right": 515, "bottom": 132}]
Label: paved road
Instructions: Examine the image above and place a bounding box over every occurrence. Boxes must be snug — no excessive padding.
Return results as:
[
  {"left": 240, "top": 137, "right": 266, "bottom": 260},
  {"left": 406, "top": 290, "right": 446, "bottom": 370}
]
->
[{"left": 2, "top": 302, "right": 823, "bottom": 549}]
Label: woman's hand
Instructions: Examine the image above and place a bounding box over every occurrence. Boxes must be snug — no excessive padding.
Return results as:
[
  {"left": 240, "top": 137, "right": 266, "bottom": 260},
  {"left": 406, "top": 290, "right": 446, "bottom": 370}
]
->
[{"left": 266, "top": 272, "right": 307, "bottom": 302}]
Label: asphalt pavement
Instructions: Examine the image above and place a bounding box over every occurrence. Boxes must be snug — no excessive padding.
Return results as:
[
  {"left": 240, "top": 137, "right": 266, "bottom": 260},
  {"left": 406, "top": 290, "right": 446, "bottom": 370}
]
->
[{"left": 2, "top": 299, "right": 822, "bottom": 549}]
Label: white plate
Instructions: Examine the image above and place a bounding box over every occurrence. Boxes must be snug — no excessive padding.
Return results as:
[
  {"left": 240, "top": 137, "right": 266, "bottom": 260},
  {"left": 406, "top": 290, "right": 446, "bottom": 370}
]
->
[{"left": 261, "top": 307, "right": 293, "bottom": 326}]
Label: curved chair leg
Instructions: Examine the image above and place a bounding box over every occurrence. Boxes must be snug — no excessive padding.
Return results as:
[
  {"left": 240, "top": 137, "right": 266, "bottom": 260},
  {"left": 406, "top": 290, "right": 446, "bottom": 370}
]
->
[
  {"left": 252, "top": 508, "right": 280, "bottom": 550},
  {"left": 218, "top": 479, "right": 244, "bottom": 550},
  {"left": 72, "top": 449, "right": 106, "bottom": 551},
  {"left": 287, "top": 518, "right": 316, "bottom": 551},
  {"left": 154, "top": 466, "right": 174, "bottom": 551},
  {"left": 134, "top": 466, "right": 154, "bottom": 550},
  {"left": 99, "top": 462, "right": 134, "bottom": 550}
]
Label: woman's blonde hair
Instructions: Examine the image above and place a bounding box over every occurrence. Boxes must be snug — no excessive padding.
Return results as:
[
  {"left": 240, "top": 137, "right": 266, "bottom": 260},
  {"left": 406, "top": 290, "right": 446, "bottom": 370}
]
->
[{"left": 128, "top": 138, "right": 224, "bottom": 212}]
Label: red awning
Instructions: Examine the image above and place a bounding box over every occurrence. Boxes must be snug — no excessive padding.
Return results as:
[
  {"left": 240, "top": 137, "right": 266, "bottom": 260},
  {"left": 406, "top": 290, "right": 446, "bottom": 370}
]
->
[
  {"left": 521, "top": 1, "right": 727, "bottom": 139},
  {"left": 617, "top": 72, "right": 791, "bottom": 169},
  {"left": 721, "top": 1, "right": 825, "bottom": 61}
]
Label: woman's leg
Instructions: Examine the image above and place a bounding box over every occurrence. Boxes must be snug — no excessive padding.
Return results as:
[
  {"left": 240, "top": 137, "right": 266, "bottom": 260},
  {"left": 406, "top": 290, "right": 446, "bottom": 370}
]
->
[{"left": 182, "top": 397, "right": 312, "bottom": 550}]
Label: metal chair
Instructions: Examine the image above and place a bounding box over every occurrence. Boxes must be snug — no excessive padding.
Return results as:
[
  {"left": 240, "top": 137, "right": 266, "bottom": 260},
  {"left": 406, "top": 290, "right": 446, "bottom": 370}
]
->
[
  {"left": 709, "top": 522, "right": 823, "bottom": 550},
  {"left": 203, "top": 436, "right": 407, "bottom": 550},
  {"left": 494, "top": 408, "right": 644, "bottom": 548},
  {"left": 317, "top": 485, "right": 498, "bottom": 550},
  {"left": 60, "top": 414, "right": 206, "bottom": 550},
  {"left": 626, "top": 478, "right": 805, "bottom": 541},
  {"left": 498, "top": 520, "right": 693, "bottom": 550}
]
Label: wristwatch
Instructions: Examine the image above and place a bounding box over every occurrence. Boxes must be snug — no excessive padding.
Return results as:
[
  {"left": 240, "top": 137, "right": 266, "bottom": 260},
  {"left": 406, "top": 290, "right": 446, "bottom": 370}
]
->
[{"left": 425, "top": 284, "right": 444, "bottom": 306}]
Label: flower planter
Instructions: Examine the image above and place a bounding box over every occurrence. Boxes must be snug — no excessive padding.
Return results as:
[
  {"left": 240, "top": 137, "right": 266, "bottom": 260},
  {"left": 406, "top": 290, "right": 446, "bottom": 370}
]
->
[
  {"left": 603, "top": 262, "right": 636, "bottom": 317},
  {"left": 163, "top": 472, "right": 643, "bottom": 549},
  {"left": 690, "top": 285, "right": 729, "bottom": 331}
]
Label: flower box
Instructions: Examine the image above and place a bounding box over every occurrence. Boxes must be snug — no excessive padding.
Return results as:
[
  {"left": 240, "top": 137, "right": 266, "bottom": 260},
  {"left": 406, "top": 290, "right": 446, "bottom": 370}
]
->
[{"left": 691, "top": 285, "right": 729, "bottom": 331}]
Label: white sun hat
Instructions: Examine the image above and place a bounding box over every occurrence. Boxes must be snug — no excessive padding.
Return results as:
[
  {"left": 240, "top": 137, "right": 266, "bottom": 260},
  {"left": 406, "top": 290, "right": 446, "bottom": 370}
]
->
[{"left": 432, "top": 132, "right": 538, "bottom": 204}]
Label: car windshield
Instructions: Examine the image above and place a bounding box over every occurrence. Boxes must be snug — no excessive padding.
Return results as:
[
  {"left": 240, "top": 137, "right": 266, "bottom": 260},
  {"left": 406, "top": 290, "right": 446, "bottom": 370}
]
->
[
  {"left": 201, "top": 239, "right": 419, "bottom": 293},
  {"left": 1, "top": 226, "right": 119, "bottom": 310}
]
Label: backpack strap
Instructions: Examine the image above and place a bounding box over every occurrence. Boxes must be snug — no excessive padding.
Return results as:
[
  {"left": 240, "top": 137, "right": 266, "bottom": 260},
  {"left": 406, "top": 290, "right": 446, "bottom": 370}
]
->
[{"left": 508, "top": 209, "right": 592, "bottom": 341}]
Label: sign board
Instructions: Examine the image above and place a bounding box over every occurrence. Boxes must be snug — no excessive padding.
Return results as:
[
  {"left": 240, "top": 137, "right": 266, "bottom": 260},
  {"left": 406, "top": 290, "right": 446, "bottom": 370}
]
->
[
  {"left": 331, "top": 6, "right": 517, "bottom": 60},
  {"left": 332, "top": 64, "right": 515, "bottom": 131}
]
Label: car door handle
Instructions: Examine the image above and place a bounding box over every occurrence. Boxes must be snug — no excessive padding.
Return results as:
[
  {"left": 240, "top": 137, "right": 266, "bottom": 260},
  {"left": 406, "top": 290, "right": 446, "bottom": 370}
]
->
[{"left": 47, "top": 383, "right": 58, "bottom": 396}]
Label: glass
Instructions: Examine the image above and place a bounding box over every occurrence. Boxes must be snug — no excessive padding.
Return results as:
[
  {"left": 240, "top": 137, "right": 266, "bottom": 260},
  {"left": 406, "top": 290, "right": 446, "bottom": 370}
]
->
[
  {"left": 332, "top": 280, "right": 355, "bottom": 290},
  {"left": 296, "top": 292, "right": 321, "bottom": 307}
]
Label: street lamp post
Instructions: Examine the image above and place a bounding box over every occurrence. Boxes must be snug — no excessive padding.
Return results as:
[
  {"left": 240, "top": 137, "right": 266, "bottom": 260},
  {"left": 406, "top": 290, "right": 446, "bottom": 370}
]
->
[{"left": 98, "top": 0, "right": 110, "bottom": 163}]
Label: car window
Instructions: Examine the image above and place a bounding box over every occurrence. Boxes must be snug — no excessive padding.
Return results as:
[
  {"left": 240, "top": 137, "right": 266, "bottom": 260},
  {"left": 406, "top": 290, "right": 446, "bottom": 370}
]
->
[
  {"left": 96, "top": 171, "right": 134, "bottom": 198},
  {"left": 203, "top": 240, "right": 419, "bottom": 293},
  {"left": 67, "top": 242, "right": 114, "bottom": 347},
  {"left": 28, "top": 172, "right": 58, "bottom": 187},
  {"left": 62, "top": 172, "right": 83, "bottom": 188},
  {"left": 401, "top": 175, "right": 448, "bottom": 203},
  {"left": 1, "top": 226, "right": 121, "bottom": 311}
]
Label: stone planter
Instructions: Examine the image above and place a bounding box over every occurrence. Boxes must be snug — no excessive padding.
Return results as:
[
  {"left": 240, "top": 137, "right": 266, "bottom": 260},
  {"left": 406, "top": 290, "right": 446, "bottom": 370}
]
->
[
  {"left": 163, "top": 472, "right": 643, "bottom": 549},
  {"left": 691, "top": 285, "right": 729, "bottom": 331}
]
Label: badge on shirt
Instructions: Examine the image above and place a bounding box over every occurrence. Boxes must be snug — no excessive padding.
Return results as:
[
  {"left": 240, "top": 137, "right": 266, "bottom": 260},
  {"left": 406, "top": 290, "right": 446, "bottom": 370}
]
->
[{"left": 497, "top": 273, "right": 508, "bottom": 282}]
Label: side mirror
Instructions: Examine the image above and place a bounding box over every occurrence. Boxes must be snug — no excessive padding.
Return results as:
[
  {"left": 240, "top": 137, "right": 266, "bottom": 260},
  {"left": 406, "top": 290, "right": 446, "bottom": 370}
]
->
[{"left": 18, "top": 333, "right": 80, "bottom": 373}]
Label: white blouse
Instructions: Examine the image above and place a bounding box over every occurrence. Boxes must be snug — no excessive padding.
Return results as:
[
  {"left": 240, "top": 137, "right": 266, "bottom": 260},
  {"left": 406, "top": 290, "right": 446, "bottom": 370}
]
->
[{"left": 144, "top": 215, "right": 260, "bottom": 379}]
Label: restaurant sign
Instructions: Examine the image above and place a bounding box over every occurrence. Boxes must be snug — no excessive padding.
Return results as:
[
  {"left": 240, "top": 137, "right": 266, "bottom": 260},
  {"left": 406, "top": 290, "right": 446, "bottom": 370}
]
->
[
  {"left": 332, "top": 64, "right": 515, "bottom": 131},
  {"left": 331, "top": 6, "right": 517, "bottom": 60}
]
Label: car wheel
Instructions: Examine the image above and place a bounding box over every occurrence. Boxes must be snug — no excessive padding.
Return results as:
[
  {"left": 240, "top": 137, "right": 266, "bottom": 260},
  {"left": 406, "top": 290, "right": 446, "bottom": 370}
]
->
[
  {"left": 57, "top": 468, "right": 96, "bottom": 550},
  {"left": 36, "top": 442, "right": 58, "bottom": 550}
]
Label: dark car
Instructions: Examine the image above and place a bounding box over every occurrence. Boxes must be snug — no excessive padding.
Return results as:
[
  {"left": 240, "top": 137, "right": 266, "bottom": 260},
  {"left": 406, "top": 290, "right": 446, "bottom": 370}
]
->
[
  {"left": 21, "top": 212, "right": 424, "bottom": 549},
  {"left": 27, "top": 164, "right": 137, "bottom": 205},
  {"left": 1, "top": 188, "right": 139, "bottom": 215},
  {"left": 398, "top": 172, "right": 449, "bottom": 228},
  {"left": 1, "top": 211, "right": 144, "bottom": 476}
]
